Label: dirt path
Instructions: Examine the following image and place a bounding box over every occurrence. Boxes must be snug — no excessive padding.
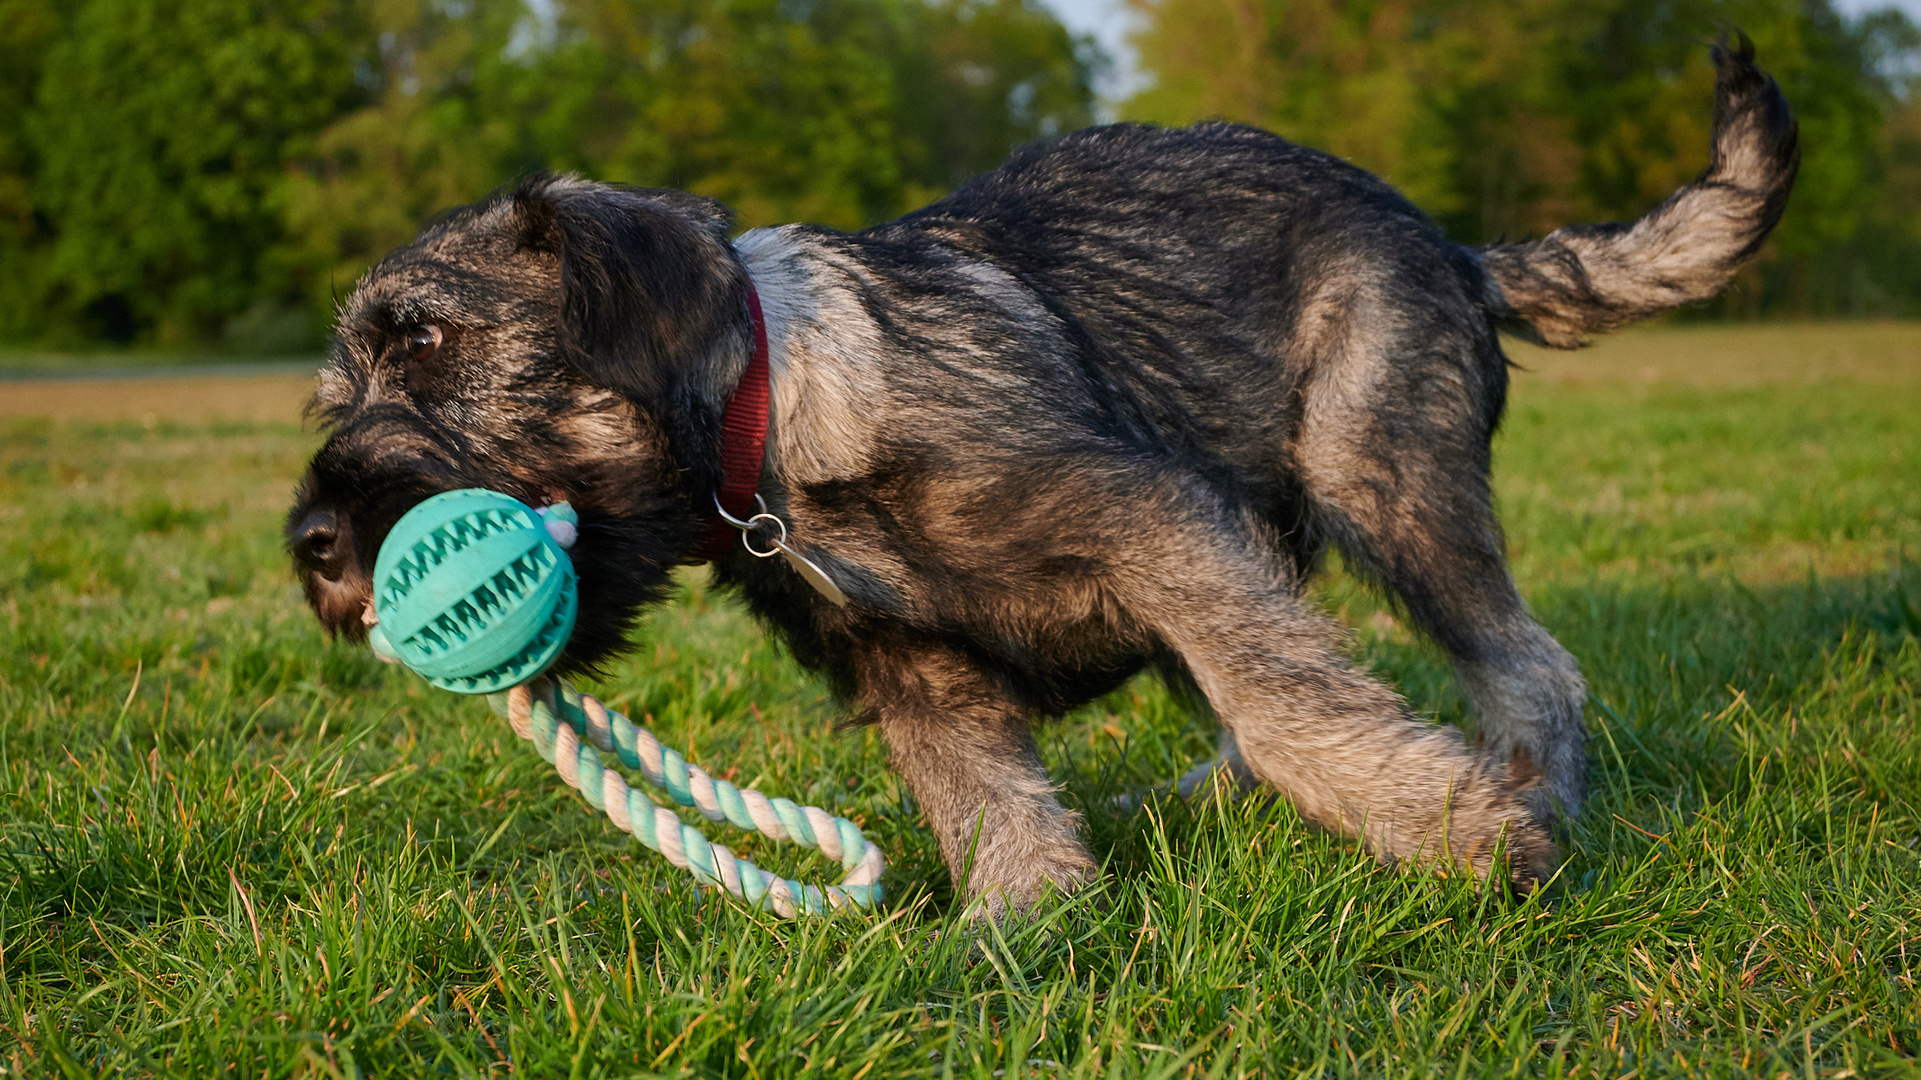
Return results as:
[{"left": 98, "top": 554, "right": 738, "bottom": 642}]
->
[
  {"left": 1506, "top": 320, "right": 1921, "bottom": 386},
  {"left": 1, "top": 372, "right": 314, "bottom": 423}
]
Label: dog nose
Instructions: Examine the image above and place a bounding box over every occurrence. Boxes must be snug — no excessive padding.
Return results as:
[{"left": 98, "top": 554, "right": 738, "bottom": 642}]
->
[{"left": 291, "top": 508, "right": 345, "bottom": 580}]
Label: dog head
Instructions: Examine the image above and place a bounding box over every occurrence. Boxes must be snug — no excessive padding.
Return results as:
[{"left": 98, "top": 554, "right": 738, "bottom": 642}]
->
[{"left": 287, "top": 174, "right": 750, "bottom": 672}]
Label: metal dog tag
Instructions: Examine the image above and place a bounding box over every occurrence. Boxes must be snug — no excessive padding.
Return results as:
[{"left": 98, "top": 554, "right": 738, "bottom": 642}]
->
[
  {"left": 771, "top": 539, "right": 850, "bottom": 607},
  {"left": 715, "top": 493, "right": 850, "bottom": 607}
]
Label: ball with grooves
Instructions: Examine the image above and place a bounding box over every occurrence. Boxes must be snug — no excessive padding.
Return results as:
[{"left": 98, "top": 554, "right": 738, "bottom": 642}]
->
[{"left": 367, "top": 489, "right": 577, "bottom": 694}]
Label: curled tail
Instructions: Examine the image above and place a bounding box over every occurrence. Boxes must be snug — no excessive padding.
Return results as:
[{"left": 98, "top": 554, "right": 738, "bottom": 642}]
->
[{"left": 1482, "top": 35, "right": 1799, "bottom": 348}]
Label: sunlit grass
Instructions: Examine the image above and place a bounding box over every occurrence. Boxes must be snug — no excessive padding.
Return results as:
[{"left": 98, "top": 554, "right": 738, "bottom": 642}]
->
[{"left": 0, "top": 325, "right": 1916, "bottom": 1076}]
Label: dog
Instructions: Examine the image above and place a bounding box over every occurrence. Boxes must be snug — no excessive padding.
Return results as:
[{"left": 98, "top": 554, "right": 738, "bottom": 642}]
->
[{"left": 288, "top": 38, "right": 1796, "bottom": 918}]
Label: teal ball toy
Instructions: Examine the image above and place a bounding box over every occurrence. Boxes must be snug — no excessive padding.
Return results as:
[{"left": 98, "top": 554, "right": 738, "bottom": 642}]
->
[{"left": 366, "top": 489, "right": 578, "bottom": 694}]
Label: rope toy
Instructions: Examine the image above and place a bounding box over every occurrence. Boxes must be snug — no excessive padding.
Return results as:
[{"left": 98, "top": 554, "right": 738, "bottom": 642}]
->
[{"left": 365, "top": 488, "right": 883, "bottom": 916}]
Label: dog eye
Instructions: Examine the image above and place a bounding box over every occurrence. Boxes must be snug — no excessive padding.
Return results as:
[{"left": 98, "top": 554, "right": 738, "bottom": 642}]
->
[{"left": 404, "top": 324, "right": 442, "bottom": 363}]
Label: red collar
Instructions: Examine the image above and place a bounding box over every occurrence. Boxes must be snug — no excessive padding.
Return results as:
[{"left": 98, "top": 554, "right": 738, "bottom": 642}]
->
[{"left": 698, "top": 286, "right": 772, "bottom": 562}]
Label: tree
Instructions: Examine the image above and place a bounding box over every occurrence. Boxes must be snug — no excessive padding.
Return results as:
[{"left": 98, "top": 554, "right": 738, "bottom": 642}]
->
[
  {"left": 522, "top": 0, "right": 913, "bottom": 228},
  {"left": 0, "top": 0, "right": 64, "bottom": 343},
  {"left": 513, "top": 0, "right": 1095, "bottom": 227},
  {"left": 0, "top": 0, "right": 1094, "bottom": 347},
  {"left": 24, "top": 0, "right": 368, "bottom": 347},
  {"left": 284, "top": 0, "right": 1098, "bottom": 309},
  {"left": 280, "top": 0, "right": 524, "bottom": 323},
  {"left": 894, "top": 0, "right": 1102, "bottom": 194},
  {"left": 1124, "top": 0, "right": 1920, "bottom": 316}
]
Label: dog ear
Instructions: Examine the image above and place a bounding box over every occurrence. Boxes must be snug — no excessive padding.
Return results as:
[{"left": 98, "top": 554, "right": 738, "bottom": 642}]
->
[{"left": 514, "top": 174, "right": 747, "bottom": 405}]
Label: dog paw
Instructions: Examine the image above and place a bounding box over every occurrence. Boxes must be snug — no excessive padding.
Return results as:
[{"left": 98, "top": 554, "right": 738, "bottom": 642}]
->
[
  {"left": 1503, "top": 746, "right": 1585, "bottom": 830},
  {"left": 1442, "top": 790, "right": 1560, "bottom": 893},
  {"left": 960, "top": 851, "right": 1100, "bottom": 924},
  {"left": 1370, "top": 760, "right": 1562, "bottom": 892},
  {"left": 1492, "top": 817, "right": 1560, "bottom": 892},
  {"left": 1395, "top": 814, "right": 1557, "bottom": 894}
]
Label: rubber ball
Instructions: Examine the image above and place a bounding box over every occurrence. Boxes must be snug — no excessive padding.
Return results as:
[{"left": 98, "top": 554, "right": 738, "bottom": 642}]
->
[{"left": 366, "top": 489, "right": 577, "bottom": 694}]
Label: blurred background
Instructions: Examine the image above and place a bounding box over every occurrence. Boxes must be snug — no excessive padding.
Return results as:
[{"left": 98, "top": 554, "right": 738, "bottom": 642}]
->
[{"left": 1, "top": 0, "right": 1919, "bottom": 358}]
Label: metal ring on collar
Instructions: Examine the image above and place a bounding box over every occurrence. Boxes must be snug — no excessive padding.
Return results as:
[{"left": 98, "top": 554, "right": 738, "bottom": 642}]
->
[
  {"left": 741, "top": 514, "right": 786, "bottom": 557},
  {"left": 714, "top": 494, "right": 787, "bottom": 558},
  {"left": 712, "top": 492, "right": 768, "bottom": 530}
]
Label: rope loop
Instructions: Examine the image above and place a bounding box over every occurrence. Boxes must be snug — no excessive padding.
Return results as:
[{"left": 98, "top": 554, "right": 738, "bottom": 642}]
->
[{"left": 490, "top": 677, "right": 884, "bottom": 918}]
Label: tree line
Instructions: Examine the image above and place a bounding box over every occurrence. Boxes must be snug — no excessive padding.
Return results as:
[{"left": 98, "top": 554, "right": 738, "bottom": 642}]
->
[
  {"left": 1128, "top": 0, "right": 1921, "bottom": 320},
  {"left": 0, "top": 0, "right": 1096, "bottom": 350},
  {"left": 0, "top": 0, "right": 1914, "bottom": 351}
]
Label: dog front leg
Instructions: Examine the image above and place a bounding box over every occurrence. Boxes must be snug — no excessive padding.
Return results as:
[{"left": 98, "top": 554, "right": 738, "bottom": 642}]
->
[{"left": 856, "top": 645, "right": 1096, "bottom": 921}]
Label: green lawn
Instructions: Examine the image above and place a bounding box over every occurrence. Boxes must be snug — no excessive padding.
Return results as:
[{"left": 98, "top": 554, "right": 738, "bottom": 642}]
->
[{"left": 1, "top": 325, "right": 1917, "bottom": 1077}]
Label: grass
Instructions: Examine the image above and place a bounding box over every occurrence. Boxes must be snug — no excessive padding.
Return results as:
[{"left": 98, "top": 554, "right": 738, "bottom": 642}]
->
[{"left": 0, "top": 322, "right": 1917, "bottom": 1077}]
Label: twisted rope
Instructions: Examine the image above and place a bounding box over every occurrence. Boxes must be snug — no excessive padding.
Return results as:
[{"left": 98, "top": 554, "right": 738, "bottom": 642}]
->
[{"left": 488, "top": 677, "right": 885, "bottom": 917}]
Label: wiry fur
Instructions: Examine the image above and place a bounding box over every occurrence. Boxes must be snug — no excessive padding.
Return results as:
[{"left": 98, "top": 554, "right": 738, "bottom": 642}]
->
[
  {"left": 1483, "top": 35, "right": 1798, "bottom": 347},
  {"left": 289, "top": 42, "right": 1795, "bottom": 915}
]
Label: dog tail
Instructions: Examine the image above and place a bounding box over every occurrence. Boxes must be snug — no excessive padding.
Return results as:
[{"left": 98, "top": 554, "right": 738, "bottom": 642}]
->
[{"left": 1480, "top": 35, "right": 1798, "bottom": 348}]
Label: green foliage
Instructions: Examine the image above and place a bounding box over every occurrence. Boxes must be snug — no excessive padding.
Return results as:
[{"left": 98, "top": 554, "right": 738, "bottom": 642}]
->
[
  {"left": 25, "top": 0, "right": 369, "bottom": 347},
  {"left": 8, "top": 0, "right": 1921, "bottom": 342},
  {"left": 894, "top": 0, "right": 1100, "bottom": 191},
  {"left": 6, "top": 0, "right": 1919, "bottom": 345},
  {"left": 1125, "top": 0, "right": 1921, "bottom": 318},
  {"left": 0, "top": 0, "right": 1094, "bottom": 349},
  {"left": 279, "top": 0, "right": 526, "bottom": 321},
  {"left": 519, "top": 0, "right": 922, "bottom": 227},
  {"left": 1, "top": 328, "right": 1917, "bottom": 1074},
  {"left": 0, "top": 0, "right": 67, "bottom": 344}
]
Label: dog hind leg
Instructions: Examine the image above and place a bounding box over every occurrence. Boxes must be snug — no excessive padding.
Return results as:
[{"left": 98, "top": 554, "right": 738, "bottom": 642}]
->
[
  {"left": 1334, "top": 505, "right": 1588, "bottom": 823},
  {"left": 1174, "top": 727, "right": 1260, "bottom": 801},
  {"left": 1308, "top": 466, "right": 1588, "bottom": 822},
  {"left": 1114, "top": 500, "right": 1555, "bottom": 886},
  {"left": 1292, "top": 315, "right": 1588, "bottom": 821}
]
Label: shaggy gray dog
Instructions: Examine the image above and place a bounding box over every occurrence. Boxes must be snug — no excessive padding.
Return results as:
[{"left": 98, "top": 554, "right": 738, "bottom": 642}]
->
[{"left": 289, "top": 38, "right": 1796, "bottom": 917}]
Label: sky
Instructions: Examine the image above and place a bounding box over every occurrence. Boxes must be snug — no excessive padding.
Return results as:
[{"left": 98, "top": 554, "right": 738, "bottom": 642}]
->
[
  {"left": 1042, "top": 0, "right": 1142, "bottom": 102},
  {"left": 1835, "top": 0, "right": 1921, "bottom": 14},
  {"left": 1039, "top": 0, "right": 1921, "bottom": 106}
]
